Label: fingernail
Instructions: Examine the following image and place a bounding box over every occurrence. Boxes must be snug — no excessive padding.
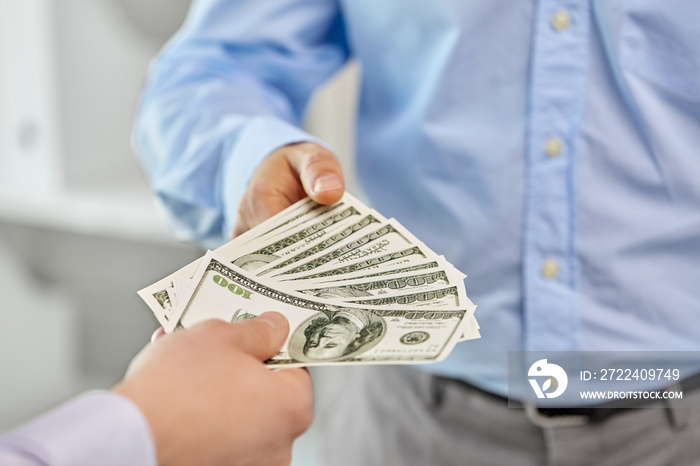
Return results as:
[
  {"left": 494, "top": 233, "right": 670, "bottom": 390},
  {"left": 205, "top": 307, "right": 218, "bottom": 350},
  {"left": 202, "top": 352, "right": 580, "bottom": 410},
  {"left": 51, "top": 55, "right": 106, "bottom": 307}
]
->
[
  {"left": 312, "top": 174, "right": 342, "bottom": 194},
  {"left": 257, "top": 312, "right": 287, "bottom": 329},
  {"left": 151, "top": 327, "right": 166, "bottom": 343}
]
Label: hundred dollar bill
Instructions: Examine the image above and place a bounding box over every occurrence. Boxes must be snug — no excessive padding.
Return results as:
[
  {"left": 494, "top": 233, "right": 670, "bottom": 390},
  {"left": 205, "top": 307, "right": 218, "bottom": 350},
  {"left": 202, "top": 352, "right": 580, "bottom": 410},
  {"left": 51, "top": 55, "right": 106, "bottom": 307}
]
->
[
  {"left": 138, "top": 195, "right": 364, "bottom": 322},
  {"left": 243, "top": 191, "right": 368, "bottom": 246},
  {"left": 299, "top": 272, "right": 479, "bottom": 342},
  {"left": 244, "top": 198, "right": 345, "bottom": 247},
  {"left": 139, "top": 198, "right": 313, "bottom": 321},
  {"left": 285, "top": 259, "right": 452, "bottom": 291},
  {"left": 168, "top": 252, "right": 474, "bottom": 367},
  {"left": 348, "top": 286, "right": 480, "bottom": 342},
  {"left": 287, "top": 256, "right": 466, "bottom": 292},
  {"left": 232, "top": 206, "right": 367, "bottom": 272},
  {"left": 296, "top": 269, "right": 459, "bottom": 300},
  {"left": 233, "top": 196, "right": 319, "bottom": 246},
  {"left": 291, "top": 263, "right": 479, "bottom": 341},
  {"left": 303, "top": 260, "right": 442, "bottom": 284},
  {"left": 347, "top": 285, "right": 464, "bottom": 308},
  {"left": 255, "top": 214, "right": 385, "bottom": 276},
  {"left": 263, "top": 220, "right": 425, "bottom": 278},
  {"left": 275, "top": 245, "right": 438, "bottom": 283}
]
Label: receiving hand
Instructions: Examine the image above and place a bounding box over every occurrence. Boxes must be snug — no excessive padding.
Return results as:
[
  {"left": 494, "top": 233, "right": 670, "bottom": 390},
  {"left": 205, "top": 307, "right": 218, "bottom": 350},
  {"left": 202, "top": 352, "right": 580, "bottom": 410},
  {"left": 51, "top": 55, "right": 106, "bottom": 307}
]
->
[{"left": 114, "top": 313, "right": 313, "bottom": 466}]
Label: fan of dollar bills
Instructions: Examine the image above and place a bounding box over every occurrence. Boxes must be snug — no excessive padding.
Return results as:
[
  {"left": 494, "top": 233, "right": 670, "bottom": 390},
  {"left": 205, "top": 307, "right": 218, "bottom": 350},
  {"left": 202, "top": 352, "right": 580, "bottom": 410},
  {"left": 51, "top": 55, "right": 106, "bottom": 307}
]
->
[{"left": 138, "top": 193, "right": 479, "bottom": 367}]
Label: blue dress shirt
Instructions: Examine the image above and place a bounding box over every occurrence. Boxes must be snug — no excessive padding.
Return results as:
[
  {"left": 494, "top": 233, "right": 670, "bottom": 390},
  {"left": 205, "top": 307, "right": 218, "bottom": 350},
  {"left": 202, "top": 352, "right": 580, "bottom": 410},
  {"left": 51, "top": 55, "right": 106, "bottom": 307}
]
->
[{"left": 134, "top": 0, "right": 700, "bottom": 397}]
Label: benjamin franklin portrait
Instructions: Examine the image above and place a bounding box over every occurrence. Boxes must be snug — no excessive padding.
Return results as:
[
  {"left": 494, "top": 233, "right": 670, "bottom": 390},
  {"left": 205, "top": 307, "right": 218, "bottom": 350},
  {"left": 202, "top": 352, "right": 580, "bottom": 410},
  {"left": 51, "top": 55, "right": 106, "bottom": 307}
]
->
[{"left": 289, "top": 309, "right": 386, "bottom": 362}]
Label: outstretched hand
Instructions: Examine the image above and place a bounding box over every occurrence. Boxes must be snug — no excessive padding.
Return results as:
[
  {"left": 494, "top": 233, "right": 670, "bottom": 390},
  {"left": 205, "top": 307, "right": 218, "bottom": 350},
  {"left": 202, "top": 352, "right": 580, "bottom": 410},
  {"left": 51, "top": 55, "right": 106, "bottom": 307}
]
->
[{"left": 232, "top": 142, "right": 345, "bottom": 239}]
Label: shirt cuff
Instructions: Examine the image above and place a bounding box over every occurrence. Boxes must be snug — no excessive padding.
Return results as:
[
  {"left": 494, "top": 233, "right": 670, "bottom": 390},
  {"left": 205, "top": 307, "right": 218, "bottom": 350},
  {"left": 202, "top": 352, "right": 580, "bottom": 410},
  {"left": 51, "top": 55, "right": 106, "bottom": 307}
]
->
[
  {"left": 0, "top": 391, "right": 156, "bottom": 466},
  {"left": 220, "top": 116, "right": 326, "bottom": 238}
]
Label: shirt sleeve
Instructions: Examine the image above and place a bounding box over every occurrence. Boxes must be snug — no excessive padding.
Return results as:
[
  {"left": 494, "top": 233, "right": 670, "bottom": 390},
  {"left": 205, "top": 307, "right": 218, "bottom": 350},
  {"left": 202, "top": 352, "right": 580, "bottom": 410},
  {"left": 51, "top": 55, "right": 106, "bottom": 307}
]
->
[
  {"left": 133, "top": 0, "right": 349, "bottom": 249},
  {"left": 0, "top": 391, "right": 156, "bottom": 466}
]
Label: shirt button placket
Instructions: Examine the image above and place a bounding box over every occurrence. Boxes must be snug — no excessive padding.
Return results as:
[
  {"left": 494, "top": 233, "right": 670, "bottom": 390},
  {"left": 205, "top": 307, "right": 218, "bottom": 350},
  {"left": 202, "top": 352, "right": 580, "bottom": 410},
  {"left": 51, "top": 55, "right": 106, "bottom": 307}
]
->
[{"left": 523, "top": 1, "right": 590, "bottom": 353}]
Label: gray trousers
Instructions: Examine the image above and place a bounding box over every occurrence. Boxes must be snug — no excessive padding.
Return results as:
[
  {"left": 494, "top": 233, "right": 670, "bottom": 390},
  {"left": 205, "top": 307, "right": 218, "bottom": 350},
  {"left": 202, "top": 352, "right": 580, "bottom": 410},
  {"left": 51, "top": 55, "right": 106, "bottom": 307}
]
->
[{"left": 317, "top": 366, "right": 700, "bottom": 466}]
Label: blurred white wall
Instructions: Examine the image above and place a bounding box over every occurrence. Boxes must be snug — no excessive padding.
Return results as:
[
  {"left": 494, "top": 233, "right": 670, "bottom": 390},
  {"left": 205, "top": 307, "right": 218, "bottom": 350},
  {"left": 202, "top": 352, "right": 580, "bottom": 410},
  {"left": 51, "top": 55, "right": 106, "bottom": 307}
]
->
[{"left": 0, "top": 1, "right": 359, "bottom": 464}]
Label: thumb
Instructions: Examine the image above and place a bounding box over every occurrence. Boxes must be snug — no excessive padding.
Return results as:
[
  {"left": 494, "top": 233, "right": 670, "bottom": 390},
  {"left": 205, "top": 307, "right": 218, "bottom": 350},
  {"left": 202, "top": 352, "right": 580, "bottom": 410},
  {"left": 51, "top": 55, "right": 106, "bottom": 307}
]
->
[
  {"left": 228, "top": 312, "right": 290, "bottom": 361},
  {"left": 287, "top": 144, "right": 344, "bottom": 205}
]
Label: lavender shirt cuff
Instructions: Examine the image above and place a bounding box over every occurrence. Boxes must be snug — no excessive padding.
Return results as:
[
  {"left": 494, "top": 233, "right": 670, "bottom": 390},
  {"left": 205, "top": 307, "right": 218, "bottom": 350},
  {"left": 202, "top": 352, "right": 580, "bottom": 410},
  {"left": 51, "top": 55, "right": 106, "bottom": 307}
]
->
[{"left": 0, "top": 391, "right": 156, "bottom": 466}]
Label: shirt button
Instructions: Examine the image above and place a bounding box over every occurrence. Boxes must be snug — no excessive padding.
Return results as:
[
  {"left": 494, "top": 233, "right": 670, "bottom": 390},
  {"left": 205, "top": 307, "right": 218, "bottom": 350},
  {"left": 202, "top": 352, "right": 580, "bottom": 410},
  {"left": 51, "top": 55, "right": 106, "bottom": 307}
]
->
[
  {"left": 541, "top": 259, "right": 560, "bottom": 280},
  {"left": 551, "top": 11, "right": 571, "bottom": 31},
  {"left": 544, "top": 137, "right": 563, "bottom": 157}
]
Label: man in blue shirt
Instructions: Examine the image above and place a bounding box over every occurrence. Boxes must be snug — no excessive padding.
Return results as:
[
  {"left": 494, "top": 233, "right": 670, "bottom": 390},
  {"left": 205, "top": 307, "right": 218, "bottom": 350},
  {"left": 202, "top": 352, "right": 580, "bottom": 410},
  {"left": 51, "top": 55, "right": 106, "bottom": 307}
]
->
[{"left": 134, "top": 0, "right": 700, "bottom": 464}]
